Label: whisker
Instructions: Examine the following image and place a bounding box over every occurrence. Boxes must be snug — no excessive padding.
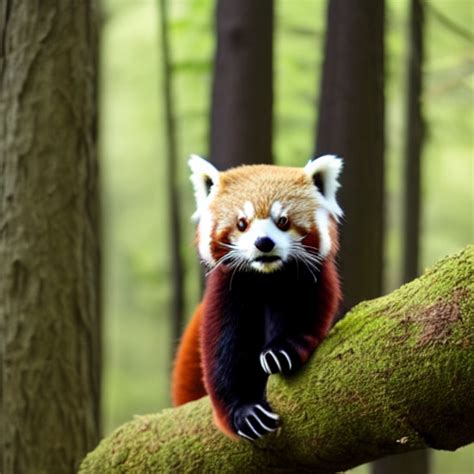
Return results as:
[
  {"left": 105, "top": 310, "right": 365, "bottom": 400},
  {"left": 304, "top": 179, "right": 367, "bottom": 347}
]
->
[
  {"left": 216, "top": 240, "right": 238, "bottom": 250},
  {"left": 290, "top": 243, "right": 323, "bottom": 264},
  {"left": 206, "top": 249, "right": 241, "bottom": 276},
  {"left": 229, "top": 266, "right": 238, "bottom": 291},
  {"left": 290, "top": 250, "right": 316, "bottom": 280},
  {"left": 299, "top": 245, "right": 323, "bottom": 259},
  {"left": 288, "top": 244, "right": 323, "bottom": 283},
  {"left": 229, "top": 256, "right": 248, "bottom": 291},
  {"left": 300, "top": 258, "right": 318, "bottom": 283},
  {"left": 302, "top": 254, "right": 323, "bottom": 267}
]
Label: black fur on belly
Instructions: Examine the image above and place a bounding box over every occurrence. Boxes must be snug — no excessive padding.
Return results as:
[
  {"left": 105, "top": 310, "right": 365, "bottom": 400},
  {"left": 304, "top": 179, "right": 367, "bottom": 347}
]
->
[{"left": 201, "top": 257, "right": 340, "bottom": 439}]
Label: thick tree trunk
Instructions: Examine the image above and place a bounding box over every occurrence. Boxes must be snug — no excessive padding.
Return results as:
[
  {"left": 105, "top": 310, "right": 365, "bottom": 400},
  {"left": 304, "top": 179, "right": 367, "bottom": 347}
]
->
[
  {"left": 210, "top": 0, "right": 274, "bottom": 169},
  {"left": 80, "top": 246, "right": 474, "bottom": 473},
  {"left": 0, "top": 2, "right": 101, "bottom": 473},
  {"left": 315, "top": 0, "right": 385, "bottom": 309}
]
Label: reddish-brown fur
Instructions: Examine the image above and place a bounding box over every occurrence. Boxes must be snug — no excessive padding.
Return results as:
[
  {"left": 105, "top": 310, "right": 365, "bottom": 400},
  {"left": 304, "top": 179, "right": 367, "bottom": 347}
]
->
[
  {"left": 171, "top": 269, "right": 242, "bottom": 438},
  {"left": 199, "top": 267, "right": 241, "bottom": 438},
  {"left": 171, "top": 257, "right": 341, "bottom": 437},
  {"left": 209, "top": 228, "right": 232, "bottom": 262},
  {"left": 207, "top": 165, "right": 321, "bottom": 237},
  {"left": 171, "top": 304, "right": 206, "bottom": 406},
  {"left": 172, "top": 161, "right": 342, "bottom": 439}
]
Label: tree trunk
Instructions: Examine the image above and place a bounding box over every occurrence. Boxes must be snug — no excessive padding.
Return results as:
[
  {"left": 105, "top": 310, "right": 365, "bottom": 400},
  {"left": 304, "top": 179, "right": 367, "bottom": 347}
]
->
[
  {"left": 374, "top": 1, "right": 427, "bottom": 472},
  {"left": 0, "top": 2, "right": 101, "bottom": 472},
  {"left": 315, "top": 0, "right": 385, "bottom": 309},
  {"left": 80, "top": 246, "right": 474, "bottom": 473},
  {"left": 402, "top": 0, "right": 425, "bottom": 284},
  {"left": 210, "top": 0, "right": 274, "bottom": 169},
  {"left": 158, "top": 0, "right": 185, "bottom": 358}
]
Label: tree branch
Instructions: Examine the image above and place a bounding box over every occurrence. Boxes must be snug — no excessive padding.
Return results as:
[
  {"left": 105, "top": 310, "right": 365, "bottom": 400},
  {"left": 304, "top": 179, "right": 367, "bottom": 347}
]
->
[{"left": 80, "top": 246, "right": 474, "bottom": 473}]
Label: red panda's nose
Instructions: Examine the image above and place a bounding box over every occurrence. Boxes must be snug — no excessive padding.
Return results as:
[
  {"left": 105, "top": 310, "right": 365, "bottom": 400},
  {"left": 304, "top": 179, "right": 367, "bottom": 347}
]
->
[{"left": 255, "top": 237, "right": 275, "bottom": 253}]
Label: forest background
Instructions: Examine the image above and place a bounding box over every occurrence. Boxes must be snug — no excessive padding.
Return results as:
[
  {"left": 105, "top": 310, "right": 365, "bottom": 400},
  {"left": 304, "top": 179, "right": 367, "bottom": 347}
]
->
[{"left": 99, "top": 0, "right": 472, "bottom": 472}]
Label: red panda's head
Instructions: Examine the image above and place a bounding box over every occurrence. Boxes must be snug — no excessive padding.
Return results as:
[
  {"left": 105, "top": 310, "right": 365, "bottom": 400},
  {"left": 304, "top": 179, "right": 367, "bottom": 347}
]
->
[{"left": 189, "top": 155, "right": 343, "bottom": 274}]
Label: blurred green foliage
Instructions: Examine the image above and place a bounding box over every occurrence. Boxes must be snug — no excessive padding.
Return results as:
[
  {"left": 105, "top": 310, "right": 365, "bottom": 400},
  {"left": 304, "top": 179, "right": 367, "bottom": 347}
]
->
[{"left": 100, "top": 0, "right": 473, "bottom": 471}]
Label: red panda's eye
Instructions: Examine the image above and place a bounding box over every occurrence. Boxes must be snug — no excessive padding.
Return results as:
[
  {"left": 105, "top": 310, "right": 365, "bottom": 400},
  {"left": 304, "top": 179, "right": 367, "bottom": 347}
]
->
[
  {"left": 237, "top": 217, "right": 248, "bottom": 232},
  {"left": 276, "top": 216, "right": 290, "bottom": 231}
]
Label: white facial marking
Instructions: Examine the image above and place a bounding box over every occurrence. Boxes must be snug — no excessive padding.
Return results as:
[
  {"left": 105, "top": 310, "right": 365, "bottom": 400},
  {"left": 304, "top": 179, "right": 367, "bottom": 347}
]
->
[
  {"left": 235, "top": 218, "right": 292, "bottom": 272},
  {"left": 270, "top": 201, "right": 283, "bottom": 220},
  {"left": 243, "top": 201, "right": 255, "bottom": 219},
  {"left": 197, "top": 210, "right": 215, "bottom": 265},
  {"left": 315, "top": 208, "right": 331, "bottom": 257}
]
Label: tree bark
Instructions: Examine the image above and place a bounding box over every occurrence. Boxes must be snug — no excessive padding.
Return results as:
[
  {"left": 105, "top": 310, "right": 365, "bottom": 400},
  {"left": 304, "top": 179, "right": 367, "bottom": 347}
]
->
[
  {"left": 372, "top": 0, "right": 429, "bottom": 474},
  {"left": 80, "top": 246, "right": 474, "bottom": 473},
  {"left": 210, "top": 0, "right": 274, "bottom": 169},
  {"left": 402, "top": 0, "right": 425, "bottom": 285},
  {"left": 374, "top": 2, "right": 428, "bottom": 473},
  {"left": 0, "top": 2, "right": 101, "bottom": 473},
  {"left": 158, "top": 0, "right": 185, "bottom": 359},
  {"left": 315, "top": 0, "right": 385, "bottom": 309}
]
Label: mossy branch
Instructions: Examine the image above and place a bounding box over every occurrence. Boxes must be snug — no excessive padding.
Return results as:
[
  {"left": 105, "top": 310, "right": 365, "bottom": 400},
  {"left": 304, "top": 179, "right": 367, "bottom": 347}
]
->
[{"left": 80, "top": 246, "right": 473, "bottom": 473}]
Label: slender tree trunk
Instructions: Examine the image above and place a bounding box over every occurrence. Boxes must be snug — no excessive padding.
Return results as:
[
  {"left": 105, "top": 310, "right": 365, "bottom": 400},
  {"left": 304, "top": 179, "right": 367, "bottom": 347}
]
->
[
  {"left": 210, "top": 0, "right": 274, "bottom": 168},
  {"left": 158, "top": 0, "right": 185, "bottom": 357},
  {"left": 402, "top": 0, "right": 425, "bottom": 284},
  {"left": 203, "top": 0, "right": 274, "bottom": 293},
  {"left": 315, "top": 0, "right": 385, "bottom": 309},
  {"left": 0, "top": 2, "right": 101, "bottom": 472},
  {"left": 374, "top": 1, "right": 428, "bottom": 473}
]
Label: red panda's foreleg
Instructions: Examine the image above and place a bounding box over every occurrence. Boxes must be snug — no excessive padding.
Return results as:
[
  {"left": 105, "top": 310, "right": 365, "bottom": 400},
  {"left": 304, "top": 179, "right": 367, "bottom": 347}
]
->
[
  {"left": 260, "top": 260, "right": 341, "bottom": 376},
  {"left": 200, "top": 268, "right": 281, "bottom": 441}
]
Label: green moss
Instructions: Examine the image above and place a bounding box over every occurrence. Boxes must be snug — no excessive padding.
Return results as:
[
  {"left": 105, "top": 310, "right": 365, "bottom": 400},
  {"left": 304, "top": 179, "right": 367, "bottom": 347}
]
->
[{"left": 80, "top": 246, "right": 474, "bottom": 473}]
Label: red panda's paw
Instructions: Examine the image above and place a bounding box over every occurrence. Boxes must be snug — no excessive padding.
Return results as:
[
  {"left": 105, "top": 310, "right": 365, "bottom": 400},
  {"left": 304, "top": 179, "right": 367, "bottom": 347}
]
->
[
  {"left": 233, "top": 402, "right": 281, "bottom": 441},
  {"left": 260, "top": 344, "right": 300, "bottom": 375}
]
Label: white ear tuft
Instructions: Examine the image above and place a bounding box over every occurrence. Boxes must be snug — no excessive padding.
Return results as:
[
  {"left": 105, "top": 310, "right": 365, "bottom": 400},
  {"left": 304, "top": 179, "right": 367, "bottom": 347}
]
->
[
  {"left": 304, "top": 155, "right": 343, "bottom": 219},
  {"left": 188, "top": 154, "right": 220, "bottom": 219}
]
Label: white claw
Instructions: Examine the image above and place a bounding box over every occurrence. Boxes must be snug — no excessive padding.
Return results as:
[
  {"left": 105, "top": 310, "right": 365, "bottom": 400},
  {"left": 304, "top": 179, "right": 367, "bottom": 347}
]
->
[
  {"left": 260, "top": 353, "right": 270, "bottom": 374},
  {"left": 279, "top": 350, "right": 292, "bottom": 371},
  {"left": 268, "top": 350, "right": 282, "bottom": 373},
  {"left": 255, "top": 404, "right": 280, "bottom": 420},
  {"left": 245, "top": 418, "right": 261, "bottom": 438},
  {"left": 264, "top": 354, "right": 272, "bottom": 374},
  {"left": 237, "top": 430, "right": 256, "bottom": 441},
  {"left": 252, "top": 412, "right": 276, "bottom": 432}
]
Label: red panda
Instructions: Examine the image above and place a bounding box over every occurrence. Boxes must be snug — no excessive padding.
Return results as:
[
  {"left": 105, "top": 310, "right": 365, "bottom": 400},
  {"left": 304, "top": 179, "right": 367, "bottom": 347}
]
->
[{"left": 172, "top": 155, "right": 343, "bottom": 441}]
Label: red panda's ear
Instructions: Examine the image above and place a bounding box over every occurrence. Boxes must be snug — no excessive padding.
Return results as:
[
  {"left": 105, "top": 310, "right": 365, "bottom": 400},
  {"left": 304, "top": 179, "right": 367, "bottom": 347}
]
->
[
  {"left": 304, "top": 155, "right": 343, "bottom": 220},
  {"left": 188, "top": 155, "right": 220, "bottom": 220}
]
